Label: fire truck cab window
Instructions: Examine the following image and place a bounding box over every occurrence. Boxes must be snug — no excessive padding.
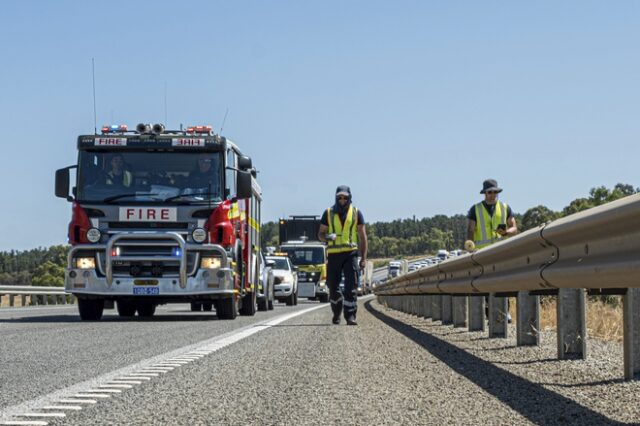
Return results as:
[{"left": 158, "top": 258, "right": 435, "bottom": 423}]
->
[{"left": 77, "top": 151, "right": 223, "bottom": 203}]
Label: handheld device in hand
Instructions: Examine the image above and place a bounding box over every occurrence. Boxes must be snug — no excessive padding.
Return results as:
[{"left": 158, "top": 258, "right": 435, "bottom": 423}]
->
[{"left": 496, "top": 224, "right": 507, "bottom": 231}]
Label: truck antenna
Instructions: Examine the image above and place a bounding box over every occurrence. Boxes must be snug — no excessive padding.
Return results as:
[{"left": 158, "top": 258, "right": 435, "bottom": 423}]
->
[
  {"left": 92, "top": 58, "right": 97, "bottom": 134},
  {"left": 219, "top": 108, "right": 229, "bottom": 134},
  {"left": 164, "top": 81, "right": 168, "bottom": 126}
]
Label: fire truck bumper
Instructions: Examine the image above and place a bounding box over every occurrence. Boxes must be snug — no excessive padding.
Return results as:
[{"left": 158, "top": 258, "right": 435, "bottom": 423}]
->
[{"left": 65, "top": 267, "right": 235, "bottom": 297}]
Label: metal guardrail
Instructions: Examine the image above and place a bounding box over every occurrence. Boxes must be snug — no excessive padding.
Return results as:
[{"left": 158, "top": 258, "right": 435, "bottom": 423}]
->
[
  {"left": 374, "top": 193, "right": 640, "bottom": 380},
  {"left": 0, "top": 285, "right": 73, "bottom": 308}
]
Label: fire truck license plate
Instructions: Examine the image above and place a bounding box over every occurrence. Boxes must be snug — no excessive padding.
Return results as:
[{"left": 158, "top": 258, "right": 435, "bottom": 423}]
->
[
  {"left": 133, "top": 287, "right": 160, "bottom": 295},
  {"left": 119, "top": 207, "right": 177, "bottom": 222}
]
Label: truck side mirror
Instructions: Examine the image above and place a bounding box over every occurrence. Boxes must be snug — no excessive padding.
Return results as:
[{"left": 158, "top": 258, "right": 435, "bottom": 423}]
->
[
  {"left": 237, "top": 155, "right": 252, "bottom": 170},
  {"left": 55, "top": 168, "right": 71, "bottom": 200},
  {"left": 236, "top": 169, "right": 252, "bottom": 199},
  {"left": 266, "top": 259, "right": 275, "bottom": 267}
]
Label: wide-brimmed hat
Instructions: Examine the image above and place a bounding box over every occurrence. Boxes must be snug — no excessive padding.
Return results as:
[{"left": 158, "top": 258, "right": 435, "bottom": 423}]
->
[{"left": 480, "top": 179, "right": 502, "bottom": 194}]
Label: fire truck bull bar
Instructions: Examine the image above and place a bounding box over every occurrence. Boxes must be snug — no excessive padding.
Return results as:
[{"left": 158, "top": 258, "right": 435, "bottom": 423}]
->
[{"left": 68, "top": 232, "right": 228, "bottom": 289}]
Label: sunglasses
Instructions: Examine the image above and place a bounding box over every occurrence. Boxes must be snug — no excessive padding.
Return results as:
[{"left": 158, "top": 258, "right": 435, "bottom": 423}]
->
[
  {"left": 486, "top": 191, "right": 498, "bottom": 195},
  {"left": 337, "top": 196, "right": 349, "bottom": 201}
]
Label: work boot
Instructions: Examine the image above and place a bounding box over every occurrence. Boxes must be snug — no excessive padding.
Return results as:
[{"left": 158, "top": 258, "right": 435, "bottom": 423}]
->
[
  {"left": 346, "top": 316, "right": 358, "bottom": 326},
  {"left": 332, "top": 313, "right": 341, "bottom": 325}
]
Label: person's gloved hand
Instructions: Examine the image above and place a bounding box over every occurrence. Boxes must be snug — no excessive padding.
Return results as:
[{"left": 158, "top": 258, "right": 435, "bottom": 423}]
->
[{"left": 326, "top": 233, "right": 337, "bottom": 241}]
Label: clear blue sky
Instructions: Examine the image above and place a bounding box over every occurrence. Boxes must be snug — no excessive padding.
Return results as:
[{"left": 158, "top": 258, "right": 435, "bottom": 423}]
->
[{"left": 1, "top": 1, "right": 638, "bottom": 251}]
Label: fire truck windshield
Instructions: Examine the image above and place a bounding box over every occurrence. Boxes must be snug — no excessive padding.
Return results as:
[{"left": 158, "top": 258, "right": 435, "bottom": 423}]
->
[
  {"left": 280, "top": 246, "right": 325, "bottom": 265},
  {"left": 76, "top": 151, "right": 224, "bottom": 203}
]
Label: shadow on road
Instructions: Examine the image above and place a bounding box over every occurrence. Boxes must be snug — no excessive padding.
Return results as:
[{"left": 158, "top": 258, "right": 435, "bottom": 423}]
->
[{"left": 365, "top": 300, "right": 623, "bottom": 426}]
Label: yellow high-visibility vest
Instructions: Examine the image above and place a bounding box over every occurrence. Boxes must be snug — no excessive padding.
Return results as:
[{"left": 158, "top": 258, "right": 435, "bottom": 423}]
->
[
  {"left": 327, "top": 205, "right": 359, "bottom": 255},
  {"left": 473, "top": 202, "right": 508, "bottom": 249},
  {"left": 106, "top": 170, "right": 132, "bottom": 187}
]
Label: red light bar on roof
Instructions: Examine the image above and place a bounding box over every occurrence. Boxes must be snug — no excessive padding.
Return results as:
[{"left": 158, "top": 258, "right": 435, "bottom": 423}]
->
[{"left": 186, "top": 125, "right": 213, "bottom": 134}]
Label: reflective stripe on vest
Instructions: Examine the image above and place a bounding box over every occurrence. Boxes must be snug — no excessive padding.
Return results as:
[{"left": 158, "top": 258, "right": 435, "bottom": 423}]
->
[
  {"left": 106, "top": 170, "right": 132, "bottom": 187},
  {"left": 473, "top": 201, "right": 508, "bottom": 249},
  {"left": 327, "top": 205, "right": 359, "bottom": 255}
]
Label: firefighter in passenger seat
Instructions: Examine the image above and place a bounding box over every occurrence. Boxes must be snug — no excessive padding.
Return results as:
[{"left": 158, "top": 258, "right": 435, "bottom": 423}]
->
[{"left": 104, "top": 153, "right": 133, "bottom": 187}]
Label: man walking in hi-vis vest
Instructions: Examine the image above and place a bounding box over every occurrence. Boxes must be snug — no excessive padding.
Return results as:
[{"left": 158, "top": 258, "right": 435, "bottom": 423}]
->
[
  {"left": 318, "top": 186, "right": 367, "bottom": 325},
  {"left": 466, "top": 179, "right": 517, "bottom": 249}
]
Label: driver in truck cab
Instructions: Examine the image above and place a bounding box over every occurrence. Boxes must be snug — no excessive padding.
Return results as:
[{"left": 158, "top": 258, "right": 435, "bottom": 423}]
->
[
  {"left": 104, "top": 153, "right": 132, "bottom": 187},
  {"left": 187, "top": 153, "right": 220, "bottom": 192}
]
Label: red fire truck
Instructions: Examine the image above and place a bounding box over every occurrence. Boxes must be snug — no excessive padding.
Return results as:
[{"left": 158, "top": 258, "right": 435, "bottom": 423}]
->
[{"left": 55, "top": 123, "right": 262, "bottom": 321}]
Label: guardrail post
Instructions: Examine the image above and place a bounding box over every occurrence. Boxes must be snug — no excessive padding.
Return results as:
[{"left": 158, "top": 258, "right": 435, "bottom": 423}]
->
[
  {"left": 624, "top": 288, "right": 640, "bottom": 379},
  {"left": 416, "top": 296, "right": 424, "bottom": 317},
  {"left": 432, "top": 296, "right": 442, "bottom": 321},
  {"left": 452, "top": 296, "right": 467, "bottom": 328},
  {"left": 424, "top": 295, "right": 432, "bottom": 318},
  {"left": 468, "top": 296, "right": 485, "bottom": 331},
  {"left": 441, "top": 295, "right": 453, "bottom": 325},
  {"left": 9, "top": 294, "right": 15, "bottom": 307},
  {"left": 557, "top": 288, "right": 586, "bottom": 359},
  {"left": 517, "top": 291, "right": 540, "bottom": 346},
  {"left": 21, "top": 295, "right": 26, "bottom": 306},
  {"left": 488, "top": 294, "right": 508, "bottom": 338}
]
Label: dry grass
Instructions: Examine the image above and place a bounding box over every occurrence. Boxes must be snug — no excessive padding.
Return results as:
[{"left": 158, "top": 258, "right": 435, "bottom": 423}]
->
[
  {"left": 0, "top": 294, "right": 29, "bottom": 308},
  {"left": 536, "top": 297, "right": 623, "bottom": 342}
]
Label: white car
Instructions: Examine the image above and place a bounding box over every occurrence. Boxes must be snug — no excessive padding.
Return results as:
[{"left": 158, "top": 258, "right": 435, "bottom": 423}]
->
[{"left": 267, "top": 256, "right": 298, "bottom": 306}]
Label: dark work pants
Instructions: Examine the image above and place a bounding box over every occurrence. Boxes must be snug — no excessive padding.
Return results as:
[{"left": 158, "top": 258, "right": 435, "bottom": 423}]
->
[{"left": 327, "top": 251, "right": 358, "bottom": 319}]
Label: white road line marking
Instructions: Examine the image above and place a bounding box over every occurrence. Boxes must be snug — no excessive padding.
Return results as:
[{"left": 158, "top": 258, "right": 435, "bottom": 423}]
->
[
  {"left": 0, "top": 304, "right": 328, "bottom": 423},
  {"left": 107, "top": 380, "right": 142, "bottom": 385},
  {"left": 117, "top": 376, "right": 151, "bottom": 381},
  {"left": 83, "top": 389, "right": 122, "bottom": 393},
  {"left": 41, "top": 406, "right": 82, "bottom": 411},
  {"left": 0, "top": 421, "right": 49, "bottom": 426},
  {"left": 16, "top": 414, "right": 64, "bottom": 418},
  {"left": 99, "top": 384, "right": 133, "bottom": 389},
  {"left": 153, "top": 363, "right": 183, "bottom": 367},
  {"left": 126, "top": 373, "right": 159, "bottom": 377},
  {"left": 73, "top": 394, "right": 110, "bottom": 399}
]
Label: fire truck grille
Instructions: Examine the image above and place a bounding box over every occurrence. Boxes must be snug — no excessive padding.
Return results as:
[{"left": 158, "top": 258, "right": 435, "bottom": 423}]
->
[
  {"left": 97, "top": 245, "right": 199, "bottom": 278},
  {"left": 109, "top": 222, "right": 189, "bottom": 229}
]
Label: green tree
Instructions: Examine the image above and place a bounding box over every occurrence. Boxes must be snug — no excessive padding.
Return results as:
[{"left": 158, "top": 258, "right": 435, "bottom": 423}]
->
[
  {"left": 31, "top": 261, "right": 64, "bottom": 287},
  {"left": 521, "top": 205, "right": 557, "bottom": 231}
]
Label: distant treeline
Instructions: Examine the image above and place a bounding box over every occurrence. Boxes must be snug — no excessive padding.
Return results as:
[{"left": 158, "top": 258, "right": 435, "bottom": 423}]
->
[{"left": 1, "top": 184, "right": 636, "bottom": 286}]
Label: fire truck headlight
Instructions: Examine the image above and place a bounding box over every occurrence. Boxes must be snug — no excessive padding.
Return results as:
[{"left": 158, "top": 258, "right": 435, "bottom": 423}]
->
[
  {"left": 86, "top": 228, "right": 101, "bottom": 243},
  {"left": 192, "top": 228, "right": 207, "bottom": 243},
  {"left": 201, "top": 257, "right": 221, "bottom": 269},
  {"left": 76, "top": 257, "right": 96, "bottom": 269}
]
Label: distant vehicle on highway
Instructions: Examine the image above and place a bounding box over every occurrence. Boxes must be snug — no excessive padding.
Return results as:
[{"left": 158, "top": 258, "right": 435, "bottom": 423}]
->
[
  {"left": 257, "top": 252, "right": 275, "bottom": 311},
  {"left": 267, "top": 255, "right": 299, "bottom": 306},
  {"left": 437, "top": 250, "right": 449, "bottom": 261},
  {"left": 388, "top": 259, "right": 409, "bottom": 279}
]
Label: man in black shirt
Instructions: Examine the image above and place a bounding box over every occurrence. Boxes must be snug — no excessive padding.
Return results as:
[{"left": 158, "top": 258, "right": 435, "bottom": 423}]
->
[
  {"left": 466, "top": 179, "right": 517, "bottom": 249},
  {"left": 318, "top": 186, "right": 367, "bottom": 326}
]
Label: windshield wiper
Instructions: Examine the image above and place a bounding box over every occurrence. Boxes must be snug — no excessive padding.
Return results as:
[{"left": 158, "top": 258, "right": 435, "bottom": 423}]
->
[
  {"left": 163, "top": 193, "right": 219, "bottom": 202},
  {"left": 103, "top": 193, "right": 160, "bottom": 203}
]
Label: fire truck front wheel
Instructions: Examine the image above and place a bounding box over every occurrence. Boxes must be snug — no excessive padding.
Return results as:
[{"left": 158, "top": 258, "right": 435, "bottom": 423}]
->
[
  {"left": 217, "top": 297, "right": 238, "bottom": 320},
  {"left": 78, "top": 298, "right": 105, "bottom": 321},
  {"left": 240, "top": 290, "right": 257, "bottom": 316}
]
